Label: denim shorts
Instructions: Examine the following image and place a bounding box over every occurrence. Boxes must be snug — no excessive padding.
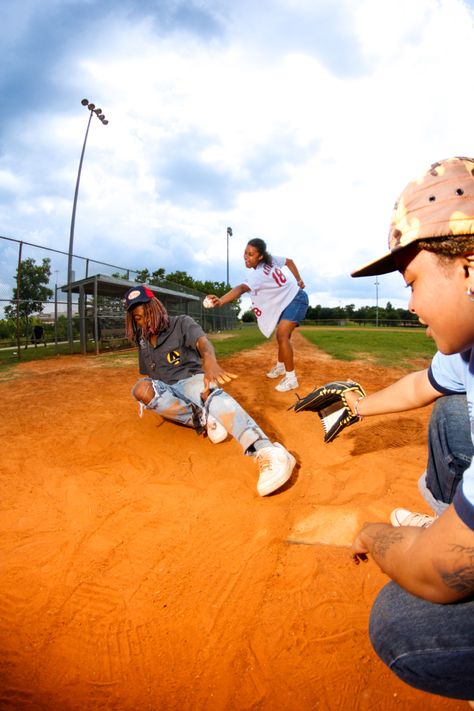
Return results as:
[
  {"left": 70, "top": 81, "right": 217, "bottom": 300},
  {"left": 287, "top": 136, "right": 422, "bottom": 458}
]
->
[{"left": 279, "top": 289, "right": 309, "bottom": 324}]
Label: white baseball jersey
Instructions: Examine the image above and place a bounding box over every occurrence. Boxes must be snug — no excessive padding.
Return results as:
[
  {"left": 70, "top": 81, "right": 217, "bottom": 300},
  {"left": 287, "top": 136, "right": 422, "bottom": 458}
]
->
[{"left": 244, "top": 256, "right": 299, "bottom": 337}]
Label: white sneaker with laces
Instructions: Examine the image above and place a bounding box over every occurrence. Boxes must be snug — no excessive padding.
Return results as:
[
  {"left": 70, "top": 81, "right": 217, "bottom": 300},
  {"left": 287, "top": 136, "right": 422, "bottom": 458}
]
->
[
  {"left": 390, "top": 507, "right": 435, "bottom": 528},
  {"left": 206, "top": 415, "right": 227, "bottom": 444},
  {"left": 275, "top": 375, "right": 298, "bottom": 392},
  {"left": 266, "top": 363, "right": 285, "bottom": 379},
  {"left": 255, "top": 443, "right": 296, "bottom": 496}
]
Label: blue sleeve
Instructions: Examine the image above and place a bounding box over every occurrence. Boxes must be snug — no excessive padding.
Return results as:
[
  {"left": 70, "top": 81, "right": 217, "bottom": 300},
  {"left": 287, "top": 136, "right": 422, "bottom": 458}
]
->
[
  {"left": 428, "top": 352, "right": 467, "bottom": 395},
  {"left": 454, "top": 477, "right": 474, "bottom": 531}
]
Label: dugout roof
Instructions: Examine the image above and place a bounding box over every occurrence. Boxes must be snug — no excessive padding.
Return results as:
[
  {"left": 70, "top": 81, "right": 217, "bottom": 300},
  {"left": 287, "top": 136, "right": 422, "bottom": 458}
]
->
[{"left": 60, "top": 273, "right": 201, "bottom": 301}]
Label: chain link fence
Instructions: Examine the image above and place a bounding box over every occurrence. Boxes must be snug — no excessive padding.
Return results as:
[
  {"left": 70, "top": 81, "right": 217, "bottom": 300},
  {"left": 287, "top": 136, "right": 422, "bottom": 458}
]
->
[{"left": 0, "top": 235, "right": 239, "bottom": 358}]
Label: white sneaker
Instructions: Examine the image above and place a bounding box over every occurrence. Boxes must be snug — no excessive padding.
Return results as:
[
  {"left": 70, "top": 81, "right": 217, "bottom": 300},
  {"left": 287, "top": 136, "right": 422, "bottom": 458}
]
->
[
  {"left": 390, "top": 508, "right": 435, "bottom": 528},
  {"left": 255, "top": 443, "right": 296, "bottom": 496},
  {"left": 266, "top": 363, "right": 285, "bottom": 379},
  {"left": 275, "top": 375, "right": 298, "bottom": 392},
  {"left": 207, "top": 415, "right": 227, "bottom": 444}
]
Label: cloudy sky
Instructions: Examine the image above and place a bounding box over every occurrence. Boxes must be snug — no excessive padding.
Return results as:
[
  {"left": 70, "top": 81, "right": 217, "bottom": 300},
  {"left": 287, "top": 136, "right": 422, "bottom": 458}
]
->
[{"left": 2, "top": 0, "right": 474, "bottom": 312}]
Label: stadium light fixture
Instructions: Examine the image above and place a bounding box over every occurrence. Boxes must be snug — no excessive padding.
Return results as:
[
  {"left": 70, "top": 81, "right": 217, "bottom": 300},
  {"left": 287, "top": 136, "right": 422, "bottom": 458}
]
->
[{"left": 66, "top": 98, "right": 109, "bottom": 350}]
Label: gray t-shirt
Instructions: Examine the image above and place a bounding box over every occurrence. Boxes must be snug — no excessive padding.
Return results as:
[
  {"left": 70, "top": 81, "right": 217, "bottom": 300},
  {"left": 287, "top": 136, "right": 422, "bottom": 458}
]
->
[{"left": 137, "top": 315, "right": 205, "bottom": 384}]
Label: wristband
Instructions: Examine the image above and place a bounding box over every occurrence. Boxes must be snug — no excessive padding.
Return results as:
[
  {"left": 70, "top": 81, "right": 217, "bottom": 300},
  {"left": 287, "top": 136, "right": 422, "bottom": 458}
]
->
[{"left": 354, "top": 397, "right": 365, "bottom": 418}]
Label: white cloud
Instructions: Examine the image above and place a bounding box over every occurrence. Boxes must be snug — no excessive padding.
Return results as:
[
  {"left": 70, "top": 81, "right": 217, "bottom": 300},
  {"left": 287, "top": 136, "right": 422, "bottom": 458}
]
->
[{"left": 1, "top": 0, "right": 474, "bottom": 309}]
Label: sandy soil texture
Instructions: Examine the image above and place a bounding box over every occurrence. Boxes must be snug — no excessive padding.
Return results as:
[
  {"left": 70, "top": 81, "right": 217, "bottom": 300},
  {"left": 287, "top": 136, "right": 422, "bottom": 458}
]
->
[{"left": 0, "top": 333, "right": 467, "bottom": 710}]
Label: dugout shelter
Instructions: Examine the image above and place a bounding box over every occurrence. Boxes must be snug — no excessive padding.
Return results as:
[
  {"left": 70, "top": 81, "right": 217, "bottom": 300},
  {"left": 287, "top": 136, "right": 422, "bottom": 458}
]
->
[{"left": 60, "top": 274, "right": 238, "bottom": 355}]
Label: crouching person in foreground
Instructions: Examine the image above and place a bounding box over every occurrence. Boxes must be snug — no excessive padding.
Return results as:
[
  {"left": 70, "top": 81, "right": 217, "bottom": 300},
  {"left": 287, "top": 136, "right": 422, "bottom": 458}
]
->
[
  {"left": 348, "top": 157, "right": 474, "bottom": 702},
  {"left": 124, "top": 285, "right": 296, "bottom": 496}
]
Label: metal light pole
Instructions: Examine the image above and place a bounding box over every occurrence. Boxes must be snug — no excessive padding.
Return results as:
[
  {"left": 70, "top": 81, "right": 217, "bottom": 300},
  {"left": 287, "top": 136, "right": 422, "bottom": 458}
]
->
[
  {"left": 226, "top": 226, "right": 232, "bottom": 287},
  {"left": 67, "top": 98, "right": 109, "bottom": 351},
  {"left": 375, "top": 277, "right": 380, "bottom": 327}
]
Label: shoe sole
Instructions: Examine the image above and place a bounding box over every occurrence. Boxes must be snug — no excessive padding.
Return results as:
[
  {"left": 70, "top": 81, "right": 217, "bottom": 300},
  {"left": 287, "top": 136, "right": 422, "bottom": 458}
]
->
[{"left": 258, "top": 451, "right": 296, "bottom": 496}]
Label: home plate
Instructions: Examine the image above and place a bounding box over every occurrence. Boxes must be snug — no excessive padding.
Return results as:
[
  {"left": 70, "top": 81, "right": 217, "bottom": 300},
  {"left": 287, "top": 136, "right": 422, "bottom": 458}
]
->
[{"left": 286, "top": 505, "right": 360, "bottom": 547}]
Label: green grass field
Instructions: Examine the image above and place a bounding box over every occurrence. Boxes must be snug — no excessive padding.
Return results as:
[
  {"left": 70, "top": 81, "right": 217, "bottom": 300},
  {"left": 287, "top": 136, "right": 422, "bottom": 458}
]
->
[
  {"left": 209, "top": 327, "right": 267, "bottom": 357},
  {"left": 299, "top": 326, "right": 437, "bottom": 368},
  {"left": 0, "top": 324, "right": 437, "bottom": 375}
]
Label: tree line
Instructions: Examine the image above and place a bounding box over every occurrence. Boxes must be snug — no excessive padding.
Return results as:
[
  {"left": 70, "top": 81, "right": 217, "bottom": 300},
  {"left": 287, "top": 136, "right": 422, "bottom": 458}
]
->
[
  {"left": 128, "top": 268, "right": 229, "bottom": 298},
  {"left": 0, "top": 257, "right": 417, "bottom": 344},
  {"left": 242, "top": 301, "right": 417, "bottom": 324},
  {"left": 0, "top": 260, "right": 236, "bottom": 343},
  {"left": 133, "top": 269, "right": 417, "bottom": 325}
]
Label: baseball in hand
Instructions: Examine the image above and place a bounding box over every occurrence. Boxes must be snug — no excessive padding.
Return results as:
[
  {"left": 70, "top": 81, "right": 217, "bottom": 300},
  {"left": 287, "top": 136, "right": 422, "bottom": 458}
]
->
[{"left": 203, "top": 297, "right": 214, "bottom": 308}]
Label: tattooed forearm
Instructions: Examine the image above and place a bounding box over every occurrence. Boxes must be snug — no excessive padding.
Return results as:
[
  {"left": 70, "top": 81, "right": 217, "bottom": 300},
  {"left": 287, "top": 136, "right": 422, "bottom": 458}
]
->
[
  {"left": 448, "top": 544, "right": 474, "bottom": 562},
  {"left": 196, "top": 337, "right": 216, "bottom": 358},
  {"left": 436, "top": 565, "right": 474, "bottom": 592},
  {"left": 435, "top": 544, "right": 474, "bottom": 593},
  {"left": 361, "top": 524, "right": 405, "bottom": 560}
]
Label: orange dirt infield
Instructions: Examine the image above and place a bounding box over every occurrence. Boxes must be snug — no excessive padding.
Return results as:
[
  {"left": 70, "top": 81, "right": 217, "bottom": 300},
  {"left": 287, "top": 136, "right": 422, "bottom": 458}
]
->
[{"left": 0, "top": 333, "right": 467, "bottom": 710}]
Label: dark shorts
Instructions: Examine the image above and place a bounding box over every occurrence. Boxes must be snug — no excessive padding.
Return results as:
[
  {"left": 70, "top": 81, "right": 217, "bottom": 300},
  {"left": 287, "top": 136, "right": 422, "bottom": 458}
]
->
[{"left": 278, "top": 289, "right": 309, "bottom": 325}]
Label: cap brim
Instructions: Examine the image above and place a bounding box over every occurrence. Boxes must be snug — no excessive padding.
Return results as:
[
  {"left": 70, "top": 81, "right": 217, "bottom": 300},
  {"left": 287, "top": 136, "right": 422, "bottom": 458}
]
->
[{"left": 351, "top": 250, "right": 398, "bottom": 278}]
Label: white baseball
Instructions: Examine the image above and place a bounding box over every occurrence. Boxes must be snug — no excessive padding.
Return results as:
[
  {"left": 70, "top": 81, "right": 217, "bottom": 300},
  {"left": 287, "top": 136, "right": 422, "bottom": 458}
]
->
[{"left": 203, "top": 297, "right": 214, "bottom": 308}]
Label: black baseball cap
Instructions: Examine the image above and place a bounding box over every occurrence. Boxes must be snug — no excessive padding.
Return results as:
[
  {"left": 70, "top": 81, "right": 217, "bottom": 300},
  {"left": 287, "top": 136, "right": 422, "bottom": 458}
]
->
[{"left": 124, "top": 285, "right": 155, "bottom": 311}]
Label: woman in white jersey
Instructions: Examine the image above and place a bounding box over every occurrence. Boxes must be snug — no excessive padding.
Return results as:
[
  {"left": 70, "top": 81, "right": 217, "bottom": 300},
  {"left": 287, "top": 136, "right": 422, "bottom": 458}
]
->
[{"left": 205, "top": 238, "right": 309, "bottom": 392}]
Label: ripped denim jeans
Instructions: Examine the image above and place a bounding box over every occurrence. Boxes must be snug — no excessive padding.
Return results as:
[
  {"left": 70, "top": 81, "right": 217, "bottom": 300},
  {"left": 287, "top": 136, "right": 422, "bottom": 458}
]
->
[{"left": 132, "top": 373, "right": 267, "bottom": 454}]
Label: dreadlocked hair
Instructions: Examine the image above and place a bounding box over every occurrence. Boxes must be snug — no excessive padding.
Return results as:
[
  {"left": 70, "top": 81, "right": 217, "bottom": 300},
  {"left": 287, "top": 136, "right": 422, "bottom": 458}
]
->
[
  {"left": 125, "top": 297, "right": 170, "bottom": 343},
  {"left": 247, "top": 238, "right": 273, "bottom": 266},
  {"left": 417, "top": 235, "right": 474, "bottom": 260}
]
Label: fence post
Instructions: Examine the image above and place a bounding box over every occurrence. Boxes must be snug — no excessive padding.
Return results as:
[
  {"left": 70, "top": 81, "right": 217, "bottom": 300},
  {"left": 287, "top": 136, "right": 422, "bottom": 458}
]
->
[
  {"left": 54, "top": 285, "right": 59, "bottom": 354},
  {"left": 15, "top": 241, "right": 23, "bottom": 360},
  {"left": 94, "top": 277, "right": 99, "bottom": 355}
]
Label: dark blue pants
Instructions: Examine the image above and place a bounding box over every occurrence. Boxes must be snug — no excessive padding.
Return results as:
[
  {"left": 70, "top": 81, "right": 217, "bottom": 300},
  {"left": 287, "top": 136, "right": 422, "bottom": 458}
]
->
[{"left": 369, "top": 395, "right": 474, "bottom": 700}]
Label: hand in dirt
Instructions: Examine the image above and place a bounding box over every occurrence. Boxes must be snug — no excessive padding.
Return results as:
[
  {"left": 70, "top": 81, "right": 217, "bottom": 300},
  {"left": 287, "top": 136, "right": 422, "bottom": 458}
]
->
[
  {"left": 351, "top": 531, "right": 369, "bottom": 565},
  {"left": 352, "top": 552, "right": 369, "bottom": 565}
]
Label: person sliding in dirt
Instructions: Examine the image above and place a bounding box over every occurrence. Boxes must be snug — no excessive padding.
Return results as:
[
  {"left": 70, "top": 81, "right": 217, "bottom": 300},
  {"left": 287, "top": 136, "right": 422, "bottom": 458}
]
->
[{"left": 124, "top": 284, "right": 296, "bottom": 497}]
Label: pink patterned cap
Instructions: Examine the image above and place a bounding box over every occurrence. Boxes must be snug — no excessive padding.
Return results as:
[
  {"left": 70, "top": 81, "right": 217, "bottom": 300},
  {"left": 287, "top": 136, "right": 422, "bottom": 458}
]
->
[{"left": 352, "top": 156, "right": 474, "bottom": 277}]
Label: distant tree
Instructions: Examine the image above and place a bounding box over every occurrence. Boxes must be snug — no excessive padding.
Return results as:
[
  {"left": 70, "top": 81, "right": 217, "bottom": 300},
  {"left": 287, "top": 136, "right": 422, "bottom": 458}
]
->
[
  {"left": 134, "top": 268, "right": 150, "bottom": 283},
  {"left": 133, "top": 266, "right": 233, "bottom": 303},
  {"left": 5, "top": 258, "right": 53, "bottom": 347},
  {"left": 196, "top": 279, "right": 228, "bottom": 297},
  {"left": 303, "top": 302, "right": 421, "bottom": 326},
  {"left": 0, "top": 318, "right": 15, "bottom": 340},
  {"left": 56, "top": 314, "right": 69, "bottom": 340},
  {"left": 241, "top": 309, "right": 257, "bottom": 323},
  {"left": 149, "top": 268, "right": 167, "bottom": 284},
  {"left": 163, "top": 270, "right": 193, "bottom": 290},
  {"left": 133, "top": 267, "right": 168, "bottom": 285}
]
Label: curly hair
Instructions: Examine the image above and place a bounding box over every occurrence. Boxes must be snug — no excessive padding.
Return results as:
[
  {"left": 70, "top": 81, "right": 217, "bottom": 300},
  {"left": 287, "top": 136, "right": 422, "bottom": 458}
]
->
[
  {"left": 247, "top": 238, "right": 273, "bottom": 266},
  {"left": 125, "top": 297, "right": 170, "bottom": 342},
  {"left": 417, "top": 235, "right": 474, "bottom": 259}
]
